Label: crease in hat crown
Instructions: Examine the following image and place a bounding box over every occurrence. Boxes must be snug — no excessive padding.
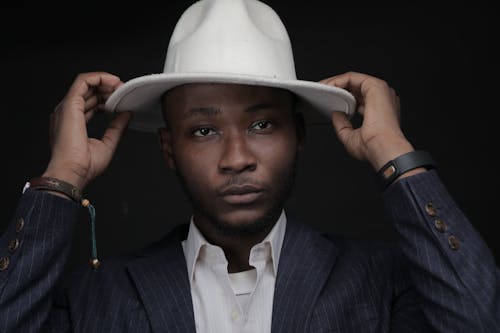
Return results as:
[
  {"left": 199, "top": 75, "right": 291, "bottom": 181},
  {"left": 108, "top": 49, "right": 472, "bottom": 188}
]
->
[
  {"left": 165, "top": 0, "right": 296, "bottom": 80},
  {"left": 105, "top": 0, "right": 356, "bottom": 132}
]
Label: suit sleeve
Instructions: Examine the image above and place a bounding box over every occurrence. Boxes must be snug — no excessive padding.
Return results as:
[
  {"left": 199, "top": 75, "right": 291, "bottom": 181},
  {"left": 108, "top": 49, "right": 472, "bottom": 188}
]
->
[
  {"left": 383, "top": 170, "right": 499, "bottom": 332},
  {"left": 0, "top": 188, "right": 78, "bottom": 332}
]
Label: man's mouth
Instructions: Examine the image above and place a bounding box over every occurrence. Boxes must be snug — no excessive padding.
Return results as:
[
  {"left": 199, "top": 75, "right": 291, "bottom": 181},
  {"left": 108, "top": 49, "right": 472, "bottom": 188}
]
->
[{"left": 218, "top": 185, "right": 264, "bottom": 205}]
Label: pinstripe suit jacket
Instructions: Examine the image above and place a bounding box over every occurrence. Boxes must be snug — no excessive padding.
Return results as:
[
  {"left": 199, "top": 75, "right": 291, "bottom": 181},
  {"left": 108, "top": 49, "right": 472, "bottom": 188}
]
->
[{"left": 1, "top": 171, "right": 499, "bottom": 332}]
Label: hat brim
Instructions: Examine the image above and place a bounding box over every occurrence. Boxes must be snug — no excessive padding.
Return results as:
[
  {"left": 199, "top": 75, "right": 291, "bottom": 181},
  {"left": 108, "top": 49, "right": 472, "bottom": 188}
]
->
[{"left": 104, "top": 72, "right": 356, "bottom": 132}]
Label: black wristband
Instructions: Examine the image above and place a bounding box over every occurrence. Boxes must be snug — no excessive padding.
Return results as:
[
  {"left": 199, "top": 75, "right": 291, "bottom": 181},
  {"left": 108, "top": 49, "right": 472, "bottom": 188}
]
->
[{"left": 377, "top": 150, "right": 435, "bottom": 191}]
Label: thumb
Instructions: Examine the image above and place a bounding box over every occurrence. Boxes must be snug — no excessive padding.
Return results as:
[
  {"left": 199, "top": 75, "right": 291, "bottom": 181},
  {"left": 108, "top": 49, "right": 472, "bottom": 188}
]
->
[{"left": 101, "top": 111, "right": 133, "bottom": 152}]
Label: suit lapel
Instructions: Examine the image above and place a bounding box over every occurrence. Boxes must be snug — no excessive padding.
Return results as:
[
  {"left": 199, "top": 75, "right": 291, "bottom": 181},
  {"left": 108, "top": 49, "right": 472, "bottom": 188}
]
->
[
  {"left": 125, "top": 219, "right": 337, "bottom": 332},
  {"left": 271, "top": 219, "right": 339, "bottom": 332},
  {"left": 127, "top": 224, "right": 196, "bottom": 333}
]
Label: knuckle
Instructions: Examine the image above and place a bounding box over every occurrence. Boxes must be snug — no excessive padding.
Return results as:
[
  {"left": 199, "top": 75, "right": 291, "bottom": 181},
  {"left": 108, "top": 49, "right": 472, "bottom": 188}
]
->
[
  {"left": 75, "top": 73, "right": 88, "bottom": 81},
  {"left": 375, "top": 77, "right": 388, "bottom": 87}
]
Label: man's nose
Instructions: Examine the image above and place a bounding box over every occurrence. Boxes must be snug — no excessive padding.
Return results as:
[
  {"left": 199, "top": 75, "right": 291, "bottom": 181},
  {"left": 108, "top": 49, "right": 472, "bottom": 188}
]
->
[{"left": 218, "top": 134, "right": 257, "bottom": 174}]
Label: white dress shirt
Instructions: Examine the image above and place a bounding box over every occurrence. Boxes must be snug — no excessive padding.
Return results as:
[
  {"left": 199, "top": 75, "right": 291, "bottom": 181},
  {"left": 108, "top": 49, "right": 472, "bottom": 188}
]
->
[{"left": 181, "top": 210, "right": 287, "bottom": 333}]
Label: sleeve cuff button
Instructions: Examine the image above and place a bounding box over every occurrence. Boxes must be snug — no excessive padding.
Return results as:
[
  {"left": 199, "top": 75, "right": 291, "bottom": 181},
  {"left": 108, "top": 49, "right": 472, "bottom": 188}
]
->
[
  {"left": 0, "top": 256, "right": 10, "bottom": 271},
  {"left": 425, "top": 202, "right": 438, "bottom": 216},
  {"left": 448, "top": 235, "right": 460, "bottom": 251}
]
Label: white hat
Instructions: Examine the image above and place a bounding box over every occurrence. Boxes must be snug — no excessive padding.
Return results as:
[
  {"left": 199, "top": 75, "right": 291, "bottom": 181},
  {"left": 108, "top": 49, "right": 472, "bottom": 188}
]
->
[{"left": 105, "top": 0, "right": 356, "bottom": 132}]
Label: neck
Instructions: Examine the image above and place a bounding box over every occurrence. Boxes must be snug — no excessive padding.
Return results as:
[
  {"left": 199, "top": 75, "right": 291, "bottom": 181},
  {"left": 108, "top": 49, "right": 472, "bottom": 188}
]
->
[{"left": 193, "top": 214, "right": 278, "bottom": 273}]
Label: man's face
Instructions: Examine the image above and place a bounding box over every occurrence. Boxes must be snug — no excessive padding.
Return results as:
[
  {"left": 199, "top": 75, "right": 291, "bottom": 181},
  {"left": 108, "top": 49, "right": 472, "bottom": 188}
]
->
[{"left": 160, "top": 83, "right": 301, "bottom": 235}]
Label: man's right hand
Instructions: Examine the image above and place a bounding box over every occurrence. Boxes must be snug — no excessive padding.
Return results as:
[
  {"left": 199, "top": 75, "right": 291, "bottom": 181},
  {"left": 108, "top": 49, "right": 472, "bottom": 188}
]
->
[{"left": 42, "top": 72, "right": 132, "bottom": 191}]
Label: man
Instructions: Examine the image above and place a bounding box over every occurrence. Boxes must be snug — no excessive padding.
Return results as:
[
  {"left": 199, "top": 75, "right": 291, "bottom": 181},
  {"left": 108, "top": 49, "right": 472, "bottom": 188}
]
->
[{"left": 0, "top": 0, "right": 498, "bottom": 332}]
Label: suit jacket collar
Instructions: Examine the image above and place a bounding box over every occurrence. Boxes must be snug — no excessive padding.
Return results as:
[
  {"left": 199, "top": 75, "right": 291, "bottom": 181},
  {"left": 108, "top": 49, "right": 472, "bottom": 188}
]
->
[{"left": 126, "top": 218, "right": 338, "bottom": 333}]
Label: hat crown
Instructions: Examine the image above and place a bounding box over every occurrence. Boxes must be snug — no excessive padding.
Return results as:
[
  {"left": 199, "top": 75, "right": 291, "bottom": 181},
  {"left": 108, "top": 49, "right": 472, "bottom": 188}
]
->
[
  {"left": 164, "top": 0, "right": 297, "bottom": 80},
  {"left": 105, "top": 0, "right": 356, "bottom": 132}
]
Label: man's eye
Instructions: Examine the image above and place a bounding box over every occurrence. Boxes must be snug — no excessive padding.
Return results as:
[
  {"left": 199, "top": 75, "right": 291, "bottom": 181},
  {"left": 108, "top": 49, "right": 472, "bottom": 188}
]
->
[
  {"left": 251, "top": 120, "right": 273, "bottom": 131},
  {"left": 193, "top": 127, "right": 216, "bottom": 137}
]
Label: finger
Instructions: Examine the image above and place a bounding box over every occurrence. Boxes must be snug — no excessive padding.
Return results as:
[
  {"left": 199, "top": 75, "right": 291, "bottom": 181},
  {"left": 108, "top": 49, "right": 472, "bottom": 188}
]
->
[
  {"left": 68, "top": 72, "right": 122, "bottom": 101},
  {"left": 56, "top": 73, "right": 122, "bottom": 119},
  {"left": 83, "top": 86, "right": 95, "bottom": 100},
  {"left": 84, "top": 94, "right": 109, "bottom": 110},
  {"left": 84, "top": 109, "right": 96, "bottom": 123},
  {"left": 322, "top": 71, "right": 389, "bottom": 97},
  {"left": 320, "top": 71, "right": 376, "bottom": 90},
  {"left": 320, "top": 72, "right": 355, "bottom": 89},
  {"left": 84, "top": 85, "right": 120, "bottom": 115},
  {"left": 331, "top": 111, "right": 354, "bottom": 147},
  {"left": 321, "top": 75, "right": 368, "bottom": 117},
  {"left": 324, "top": 72, "right": 399, "bottom": 118},
  {"left": 84, "top": 99, "right": 112, "bottom": 124},
  {"left": 100, "top": 111, "right": 133, "bottom": 152},
  {"left": 95, "top": 84, "right": 120, "bottom": 94},
  {"left": 84, "top": 95, "right": 100, "bottom": 111},
  {"left": 320, "top": 71, "right": 367, "bottom": 103},
  {"left": 82, "top": 84, "right": 118, "bottom": 100}
]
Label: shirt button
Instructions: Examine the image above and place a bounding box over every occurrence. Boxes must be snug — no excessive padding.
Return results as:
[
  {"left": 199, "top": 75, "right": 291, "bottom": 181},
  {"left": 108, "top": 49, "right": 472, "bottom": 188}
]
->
[
  {"left": 16, "top": 218, "right": 25, "bottom": 233},
  {"left": 231, "top": 310, "right": 240, "bottom": 321},
  {"left": 8, "top": 239, "right": 20, "bottom": 252},
  {"left": 434, "top": 219, "right": 447, "bottom": 233},
  {"left": 0, "top": 256, "right": 10, "bottom": 271},
  {"left": 448, "top": 235, "right": 460, "bottom": 251}
]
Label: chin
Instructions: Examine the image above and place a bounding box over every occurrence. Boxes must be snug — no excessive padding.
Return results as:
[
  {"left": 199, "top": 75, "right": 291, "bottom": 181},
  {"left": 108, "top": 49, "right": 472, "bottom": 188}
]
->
[{"left": 212, "top": 208, "right": 276, "bottom": 236}]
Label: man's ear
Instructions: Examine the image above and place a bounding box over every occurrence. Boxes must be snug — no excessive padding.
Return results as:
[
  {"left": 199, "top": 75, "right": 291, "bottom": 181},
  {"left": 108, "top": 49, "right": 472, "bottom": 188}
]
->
[{"left": 158, "top": 127, "right": 176, "bottom": 171}]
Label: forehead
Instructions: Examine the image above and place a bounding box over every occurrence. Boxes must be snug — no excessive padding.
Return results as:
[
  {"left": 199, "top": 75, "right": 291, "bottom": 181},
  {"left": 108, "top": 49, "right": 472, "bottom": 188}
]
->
[{"left": 162, "top": 83, "right": 293, "bottom": 111}]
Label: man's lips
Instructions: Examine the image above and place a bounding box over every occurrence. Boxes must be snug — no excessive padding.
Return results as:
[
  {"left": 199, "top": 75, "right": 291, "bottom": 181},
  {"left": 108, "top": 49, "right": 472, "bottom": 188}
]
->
[{"left": 218, "top": 185, "right": 264, "bottom": 205}]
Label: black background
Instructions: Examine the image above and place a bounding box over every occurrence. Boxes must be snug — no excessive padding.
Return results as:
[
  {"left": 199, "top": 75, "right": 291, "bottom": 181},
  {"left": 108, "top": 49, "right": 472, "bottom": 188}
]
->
[{"left": 1, "top": 1, "right": 495, "bottom": 270}]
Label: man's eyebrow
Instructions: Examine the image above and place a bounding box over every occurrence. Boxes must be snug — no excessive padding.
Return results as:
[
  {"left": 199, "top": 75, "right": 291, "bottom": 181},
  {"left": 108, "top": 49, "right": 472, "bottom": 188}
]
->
[
  {"left": 245, "top": 103, "right": 275, "bottom": 113},
  {"left": 184, "top": 107, "right": 221, "bottom": 118}
]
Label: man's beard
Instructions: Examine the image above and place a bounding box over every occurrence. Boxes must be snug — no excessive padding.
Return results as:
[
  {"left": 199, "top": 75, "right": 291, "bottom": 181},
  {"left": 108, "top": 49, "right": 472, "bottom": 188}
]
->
[{"left": 175, "top": 156, "right": 297, "bottom": 236}]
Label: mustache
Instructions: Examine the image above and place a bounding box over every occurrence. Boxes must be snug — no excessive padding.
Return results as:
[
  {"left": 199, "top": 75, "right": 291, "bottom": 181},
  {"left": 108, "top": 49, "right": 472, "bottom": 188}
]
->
[{"left": 216, "top": 176, "right": 269, "bottom": 195}]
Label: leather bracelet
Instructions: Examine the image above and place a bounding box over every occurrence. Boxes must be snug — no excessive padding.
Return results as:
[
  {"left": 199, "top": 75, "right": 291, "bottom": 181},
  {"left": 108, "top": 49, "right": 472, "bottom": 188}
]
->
[
  {"left": 28, "top": 177, "right": 83, "bottom": 203},
  {"left": 377, "top": 150, "right": 435, "bottom": 191},
  {"left": 25, "top": 177, "right": 100, "bottom": 269}
]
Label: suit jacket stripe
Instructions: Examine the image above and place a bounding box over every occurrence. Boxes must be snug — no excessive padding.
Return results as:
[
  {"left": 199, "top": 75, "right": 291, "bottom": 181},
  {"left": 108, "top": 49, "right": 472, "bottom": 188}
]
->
[
  {"left": 0, "top": 189, "right": 79, "bottom": 332},
  {"left": 385, "top": 170, "right": 499, "bottom": 331}
]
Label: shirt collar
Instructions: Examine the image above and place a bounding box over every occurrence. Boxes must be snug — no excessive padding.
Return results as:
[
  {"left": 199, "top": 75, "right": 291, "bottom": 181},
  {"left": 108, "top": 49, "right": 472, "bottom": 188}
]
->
[{"left": 182, "top": 210, "right": 287, "bottom": 283}]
